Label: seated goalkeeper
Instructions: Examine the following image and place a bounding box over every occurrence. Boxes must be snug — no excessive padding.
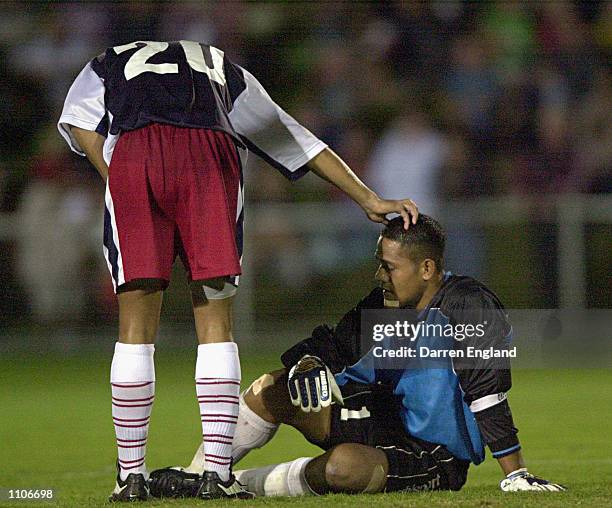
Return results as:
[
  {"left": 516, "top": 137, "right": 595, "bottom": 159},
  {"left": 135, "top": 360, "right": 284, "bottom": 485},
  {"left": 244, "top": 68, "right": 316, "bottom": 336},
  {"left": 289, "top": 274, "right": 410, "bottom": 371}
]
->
[{"left": 149, "top": 215, "right": 565, "bottom": 497}]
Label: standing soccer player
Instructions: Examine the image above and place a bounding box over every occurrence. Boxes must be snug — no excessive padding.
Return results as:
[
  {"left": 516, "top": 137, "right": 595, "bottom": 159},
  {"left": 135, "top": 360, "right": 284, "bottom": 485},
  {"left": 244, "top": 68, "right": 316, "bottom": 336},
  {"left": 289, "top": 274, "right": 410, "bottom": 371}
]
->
[{"left": 58, "top": 40, "right": 418, "bottom": 502}]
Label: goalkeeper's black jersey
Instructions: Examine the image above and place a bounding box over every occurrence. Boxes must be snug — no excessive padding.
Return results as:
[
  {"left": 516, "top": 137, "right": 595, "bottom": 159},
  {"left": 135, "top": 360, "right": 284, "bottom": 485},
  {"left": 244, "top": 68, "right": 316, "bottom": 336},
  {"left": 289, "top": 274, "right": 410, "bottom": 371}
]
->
[{"left": 282, "top": 273, "right": 520, "bottom": 460}]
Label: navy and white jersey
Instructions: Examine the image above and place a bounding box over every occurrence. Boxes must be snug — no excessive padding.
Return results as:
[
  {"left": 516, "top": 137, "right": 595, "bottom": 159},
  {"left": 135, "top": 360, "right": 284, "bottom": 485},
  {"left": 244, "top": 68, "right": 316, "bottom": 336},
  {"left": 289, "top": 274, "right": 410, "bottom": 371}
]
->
[
  {"left": 281, "top": 273, "right": 520, "bottom": 464},
  {"left": 58, "top": 40, "right": 327, "bottom": 179}
]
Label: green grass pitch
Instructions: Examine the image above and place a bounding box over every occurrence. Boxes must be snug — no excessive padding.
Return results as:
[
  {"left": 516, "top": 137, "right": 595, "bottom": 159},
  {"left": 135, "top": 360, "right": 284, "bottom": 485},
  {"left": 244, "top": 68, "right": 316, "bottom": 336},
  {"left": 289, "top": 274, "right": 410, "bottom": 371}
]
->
[{"left": 1, "top": 350, "right": 610, "bottom": 507}]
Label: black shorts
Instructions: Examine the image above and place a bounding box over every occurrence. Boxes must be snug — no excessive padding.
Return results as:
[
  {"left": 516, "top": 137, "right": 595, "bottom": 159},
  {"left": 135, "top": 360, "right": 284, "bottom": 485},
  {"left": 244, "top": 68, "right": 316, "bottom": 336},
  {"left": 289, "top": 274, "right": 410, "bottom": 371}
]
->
[{"left": 309, "top": 383, "right": 469, "bottom": 492}]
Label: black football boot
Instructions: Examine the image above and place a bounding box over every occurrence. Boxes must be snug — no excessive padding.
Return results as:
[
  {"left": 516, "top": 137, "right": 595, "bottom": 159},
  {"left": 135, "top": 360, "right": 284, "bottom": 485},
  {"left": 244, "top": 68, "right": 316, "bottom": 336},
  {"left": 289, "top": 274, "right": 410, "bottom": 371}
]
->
[
  {"left": 109, "top": 471, "right": 150, "bottom": 502},
  {"left": 197, "top": 471, "right": 255, "bottom": 500}
]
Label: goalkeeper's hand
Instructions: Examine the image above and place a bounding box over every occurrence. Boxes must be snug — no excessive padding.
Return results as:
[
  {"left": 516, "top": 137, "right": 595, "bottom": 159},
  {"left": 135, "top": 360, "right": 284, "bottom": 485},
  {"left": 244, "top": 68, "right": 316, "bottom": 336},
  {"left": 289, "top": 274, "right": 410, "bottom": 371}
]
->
[
  {"left": 500, "top": 468, "right": 566, "bottom": 492},
  {"left": 288, "top": 355, "right": 343, "bottom": 412}
]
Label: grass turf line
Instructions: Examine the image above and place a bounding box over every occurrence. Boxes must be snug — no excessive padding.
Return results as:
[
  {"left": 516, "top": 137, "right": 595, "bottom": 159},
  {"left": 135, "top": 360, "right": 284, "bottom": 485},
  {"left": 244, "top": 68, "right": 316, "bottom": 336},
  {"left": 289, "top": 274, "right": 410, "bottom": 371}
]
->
[{"left": 0, "top": 351, "right": 610, "bottom": 507}]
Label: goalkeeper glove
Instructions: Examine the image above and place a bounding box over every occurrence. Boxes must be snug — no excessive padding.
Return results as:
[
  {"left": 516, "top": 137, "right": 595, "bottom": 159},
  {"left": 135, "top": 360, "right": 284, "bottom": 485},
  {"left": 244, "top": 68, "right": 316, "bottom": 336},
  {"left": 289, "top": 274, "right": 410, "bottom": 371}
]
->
[
  {"left": 288, "top": 355, "right": 343, "bottom": 412},
  {"left": 500, "top": 468, "right": 566, "bottom": 492}
]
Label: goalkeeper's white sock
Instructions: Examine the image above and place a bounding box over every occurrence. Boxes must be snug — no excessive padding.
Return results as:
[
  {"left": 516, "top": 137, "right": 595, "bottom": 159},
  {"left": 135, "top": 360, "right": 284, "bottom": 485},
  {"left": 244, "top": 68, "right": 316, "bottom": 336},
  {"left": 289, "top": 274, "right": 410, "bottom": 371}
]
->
[
  {"left": 110, "top": 342, "right": 155, "bottom": 481},
  {"left": 234, "top": 458, "right": 314, "bottom": 497},
  {"left": 186, "top": 392, "right": 279, "bottom": 473},
  {"left": 195, "top": 342, "right": 241, "bottom": 482}
]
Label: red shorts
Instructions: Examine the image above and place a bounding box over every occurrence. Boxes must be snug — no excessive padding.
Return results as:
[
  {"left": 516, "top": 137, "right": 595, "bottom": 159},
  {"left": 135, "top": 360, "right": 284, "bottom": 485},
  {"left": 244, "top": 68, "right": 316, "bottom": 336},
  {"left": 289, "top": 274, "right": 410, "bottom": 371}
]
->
[{"left": 103, "top": 124, "right": 243, "bottom": 291}]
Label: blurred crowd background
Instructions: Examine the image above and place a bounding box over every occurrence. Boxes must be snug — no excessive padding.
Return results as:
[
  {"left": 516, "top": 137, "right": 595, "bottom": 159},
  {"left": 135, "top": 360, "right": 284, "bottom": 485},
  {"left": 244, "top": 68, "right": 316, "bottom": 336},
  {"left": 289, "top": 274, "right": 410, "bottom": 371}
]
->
[{"left": 0, "top": 1, "right": 610, "bottom": 336}]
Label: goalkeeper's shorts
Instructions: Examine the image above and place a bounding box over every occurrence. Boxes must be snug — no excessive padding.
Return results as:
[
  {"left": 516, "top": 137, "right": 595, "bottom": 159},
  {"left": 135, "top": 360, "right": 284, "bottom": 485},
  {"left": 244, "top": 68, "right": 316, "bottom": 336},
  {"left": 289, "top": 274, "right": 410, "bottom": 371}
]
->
[{"left": 309, "top": 383, "right": 469, "bottom": 492}]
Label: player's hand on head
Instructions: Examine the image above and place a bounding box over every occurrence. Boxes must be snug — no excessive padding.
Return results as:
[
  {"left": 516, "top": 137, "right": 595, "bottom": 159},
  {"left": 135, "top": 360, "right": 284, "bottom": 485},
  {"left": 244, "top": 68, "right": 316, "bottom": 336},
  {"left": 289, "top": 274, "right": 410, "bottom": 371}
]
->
[
  {"left": 363, "top": 197, "right": 418, "bottom": 230},
  {"left": 500, "top": 468, "right": 567, "bottom": 492},
  {"left": 288, "top": 355, "right": 343, "bottom": 412}
]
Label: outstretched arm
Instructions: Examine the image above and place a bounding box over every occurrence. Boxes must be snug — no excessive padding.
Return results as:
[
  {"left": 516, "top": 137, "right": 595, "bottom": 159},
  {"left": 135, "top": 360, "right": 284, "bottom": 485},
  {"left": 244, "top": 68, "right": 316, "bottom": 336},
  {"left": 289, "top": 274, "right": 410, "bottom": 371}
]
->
[
  {"left": 448, "top": 288, "right": 566, "bottom": 491},
  {"left": 465, "top": 381, "right": 565, "bottom": 492},
  {"left": 224, "top": 63, "right": 418, "bottom": 227},
  {"left": 307, "top": 148, "right": 418, "bottom": 230}
]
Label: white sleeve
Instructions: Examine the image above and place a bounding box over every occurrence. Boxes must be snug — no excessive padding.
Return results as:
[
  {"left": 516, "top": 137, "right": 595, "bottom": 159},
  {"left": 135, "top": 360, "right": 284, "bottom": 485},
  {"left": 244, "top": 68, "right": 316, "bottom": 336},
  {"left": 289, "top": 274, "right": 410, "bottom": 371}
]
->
[
  {"left": 57, "top": 62, "right": 106, "bottom": 156},
  {"left": 228, "top": 67, "right": 327, "bottom": 179}
]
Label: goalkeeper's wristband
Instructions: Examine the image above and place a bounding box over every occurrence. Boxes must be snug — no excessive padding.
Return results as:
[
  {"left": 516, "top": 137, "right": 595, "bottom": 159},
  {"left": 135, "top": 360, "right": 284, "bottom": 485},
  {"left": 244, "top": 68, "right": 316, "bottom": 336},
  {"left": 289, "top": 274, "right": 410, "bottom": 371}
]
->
[
  {"left": 489, "top": 435, "right": 521, "bottom": 459},
  {"left": 473, "top": 400, "right": 520, "bottom": 457}
]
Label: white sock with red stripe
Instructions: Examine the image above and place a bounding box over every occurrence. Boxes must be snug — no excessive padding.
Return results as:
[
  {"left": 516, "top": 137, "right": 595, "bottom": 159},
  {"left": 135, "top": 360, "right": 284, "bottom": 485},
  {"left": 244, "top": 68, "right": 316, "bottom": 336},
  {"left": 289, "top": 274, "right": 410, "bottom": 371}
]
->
[
  {"left": 110, "top": 342, "right": 155, "bottom": 481},
  {"left": 196, "top": 342, "right": 241, "bottom": 482},
  {"left": 186, "top": 393, "right": 279, "bottom": 473}
]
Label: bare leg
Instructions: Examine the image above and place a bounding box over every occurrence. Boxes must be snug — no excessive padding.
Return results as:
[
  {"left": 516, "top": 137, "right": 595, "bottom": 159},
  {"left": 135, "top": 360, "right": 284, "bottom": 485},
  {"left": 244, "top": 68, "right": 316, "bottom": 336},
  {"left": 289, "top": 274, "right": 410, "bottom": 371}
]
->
[
  {"left": 191, "top": 279, "right": 234, "bottom": 344},
  {"left": 117, "top": 285, "right": 164, "bottom": 344}
]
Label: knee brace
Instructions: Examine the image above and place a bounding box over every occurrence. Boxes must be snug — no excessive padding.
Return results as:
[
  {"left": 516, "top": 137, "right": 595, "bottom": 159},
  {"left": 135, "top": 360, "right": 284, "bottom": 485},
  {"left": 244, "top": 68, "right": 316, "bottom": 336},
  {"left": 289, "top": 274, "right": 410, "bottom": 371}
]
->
[{"left": 191, "top": 277, "right": 237, "bottom": 300}]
